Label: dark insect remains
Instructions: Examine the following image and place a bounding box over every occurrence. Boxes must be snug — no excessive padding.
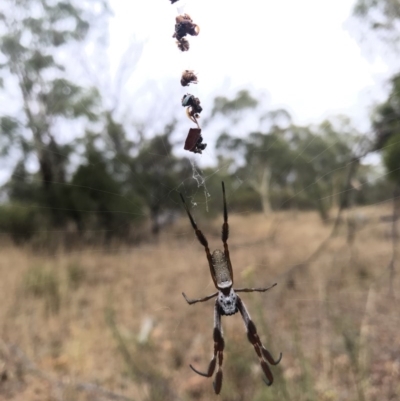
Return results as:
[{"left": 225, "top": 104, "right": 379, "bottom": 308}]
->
[
  {"left": 184, "top": 128, "right": 207, "bottom": 154},
  {"left": 182, "top": 93, "right": 202, "bottom": 119},
  {"left": 180, "top": 182, "right": 282, "bottom": 394},
  {"left": 181, "top": 70, "right": 198, "bottom": 87},
  {"left": 176, "top": 37, "right": 190, "bottom": 52},
  {"left": 181, "top": 94, "right": 205, "bottom": 153},
  {"left": 173, "top": 14, "right": 200, "bottom": 40},
  {"left": 173, "top": 14, "right": 199, "bottom": 51}
]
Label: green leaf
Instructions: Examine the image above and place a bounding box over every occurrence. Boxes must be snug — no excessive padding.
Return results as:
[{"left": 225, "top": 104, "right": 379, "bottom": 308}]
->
[
  {"left": 211, "top": 90, "right": 258, "bottom": 117},
  {"left": 0, "top": 116, "right": 19, "bottom": 135},
  {"left": 26, "top": 51, "right": 55, "bottom": 71}
]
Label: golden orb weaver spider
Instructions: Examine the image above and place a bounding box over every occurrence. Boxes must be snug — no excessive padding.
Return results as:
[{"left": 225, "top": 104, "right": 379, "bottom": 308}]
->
[{"left": 180, "top": 182, "right": 282, "bottom": 394}]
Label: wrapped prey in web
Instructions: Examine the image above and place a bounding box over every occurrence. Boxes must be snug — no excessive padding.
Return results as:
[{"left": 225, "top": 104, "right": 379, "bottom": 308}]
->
[
  {"left": 182, "top": 94, "right": 206, "bottom": 154},
  {"left": 173, "top": 14, "right": 200, "bottom": 52}
]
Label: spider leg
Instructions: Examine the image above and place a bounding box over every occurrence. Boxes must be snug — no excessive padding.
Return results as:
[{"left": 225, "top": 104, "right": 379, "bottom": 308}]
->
[
  {"left": 189, "top": 300, "right": 224, "bottom": 394},
  {"left": 221, "top": 182, "right": 234, "bottom": 281},
  {"left": 234, "top": 283, "right": 277, "bottom": 293},
  {"left": 179, "top": 193, "right": 218, "bottom": 287},
  {"left": 237, "top": 296, "right": 282, "bottom": 386},
  {"left": 182, "top": 291, "right": 218, "bottom": 305}
]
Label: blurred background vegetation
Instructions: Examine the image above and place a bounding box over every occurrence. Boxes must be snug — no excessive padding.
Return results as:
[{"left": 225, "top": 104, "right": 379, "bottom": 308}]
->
[
  {"left": 0, "top": 0, "right": 399, "bottom": 249},
  {"left": 0, "top": 0, "right": 400, "bottom": 400}
]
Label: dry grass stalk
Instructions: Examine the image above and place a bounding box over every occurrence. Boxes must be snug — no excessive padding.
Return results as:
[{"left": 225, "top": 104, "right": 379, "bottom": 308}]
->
[{"left": 0, "top": 207, "right": 399, "bottom": 400}]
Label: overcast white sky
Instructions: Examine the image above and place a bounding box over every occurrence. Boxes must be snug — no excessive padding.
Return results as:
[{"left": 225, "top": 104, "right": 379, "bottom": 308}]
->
[{"left": 107, "top": 0, "right": 391, "bottom": 131}]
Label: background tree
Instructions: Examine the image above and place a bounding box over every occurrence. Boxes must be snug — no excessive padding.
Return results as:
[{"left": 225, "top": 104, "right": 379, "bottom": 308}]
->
[
  {"left": 353, "top": 0, "right": 400, "bottom": 47},
  {"left": 0, "top": 0, "right": 107, "bottom": 226},
  {"left": 129, "top": 122, "right": 193, "bottom": 236},
  {"left": 216, "top": 126, "right": 292, "bottom": 215},
  {"left": 374, "top": 74, "right": 400, "bottom": 149},
  {"left": 374, "top": 75, "right": 400, "bottom": 186},
  {"left": 212, "top": 91, "right": 292, "bottom": 215},
  {"left": 213, "top": 90, "right": 360, "bottom": 220},
  {"left": 67, "top": 130, "right": 143, "bottom": 242},
  {"left": 291, "top": 118, "right": 357, "bottom": 220}
]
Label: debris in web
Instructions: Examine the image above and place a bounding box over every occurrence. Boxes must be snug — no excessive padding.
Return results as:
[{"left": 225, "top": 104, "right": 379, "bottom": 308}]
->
[
  {"left": 182, "top": 94, "right": 206, "bottom": 153},
  {"left": 184, "top": 128, "right": 207, "bottom": 154},
  {"left": 172, "top": 14, "right": 200, "bottom": 45},
  {"left": 167, "top": 3, "right": 207, "bottom": 154},
  {"left": 181, "top": 70, "right": 198, "bottom": 87},
  {"left": 176, "top": 37, "right": 190, "bottom": 52},
  {"left": 191, "top": 159, "right": 211, "bottom": 212},
  {"left": 182, "top": 93, "right": 202, "bottom": 119}
]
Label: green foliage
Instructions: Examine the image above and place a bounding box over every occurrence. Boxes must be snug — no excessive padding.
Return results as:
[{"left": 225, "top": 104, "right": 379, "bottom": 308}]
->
[
  {"left": 211, "top": 89, "right": 259, "bottom": 117},
  {"left": 0, "top": 203, "right": 38, "bottom": 244},
  {"left": 216, "top": 111, "right": 295, "bottom": 215},
  {"left": 23, "top": 265, "right": 61, "bottom": 314},
  {"left": 354, "top": 0, "right": 400, "bottom": 31},
  {"left": 383, "top": 132, "right": 400, "bottom": 184},
  {"left": 129, "top": 124, "right": 193, "bottom": 235},
  {"left": 291, "top": 120, "right": 355, "bottom": 219},
  {"left": 373, "top": 74, "right": 400, "bottom": 185},
  {"left": 353, "top": 0, "right": 400, "bottom": 58},
  {"left": 1, "top": 0, "right": 93, "bottom": 47},
  {"left": 216, "top": 111, "right": 356, "bottom": 219},
  {"left": 5, "top": 161, "right": 39, "bottom": 202},
  {"left": 0, "top": 0, "right": 106, "bottom": 231},
  {"left": 40, "top": 79, "right": 100, "bottom": 120},
  {"left": 0, "top": 116, "right": 20, "bottom": 156},
  {"left": 374, "top": 74, "right": 400, "bottom": 149},
  {"left": 69, "top": 145, "right": 144, "bottom": 239},
  {"left": 0, "top": 57, "right": 387, "bottom": 246},
  {"left": 26, "top": 51, "right": 55, "bottom": 71}
]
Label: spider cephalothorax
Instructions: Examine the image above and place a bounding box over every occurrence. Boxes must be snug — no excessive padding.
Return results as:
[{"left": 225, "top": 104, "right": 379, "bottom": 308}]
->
[
  {"left": 180, "top": 182, "right": 282, "bottom": 394},
  {"left": 217, "top": 287, "right": 237, "bottom": 316}
]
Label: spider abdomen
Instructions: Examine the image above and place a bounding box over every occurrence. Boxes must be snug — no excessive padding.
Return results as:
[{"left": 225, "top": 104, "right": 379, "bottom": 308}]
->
[{"left": 212, "top": 249, "right": 232, "bottom": 289}]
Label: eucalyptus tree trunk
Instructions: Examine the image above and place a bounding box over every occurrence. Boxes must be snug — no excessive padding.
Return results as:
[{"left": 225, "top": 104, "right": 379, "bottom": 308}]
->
[{"left": 248, "top": 165, "right": 272, "bottom": 216}]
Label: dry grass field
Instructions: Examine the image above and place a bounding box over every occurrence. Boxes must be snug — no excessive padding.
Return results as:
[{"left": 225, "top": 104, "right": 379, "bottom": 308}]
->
[{"left": 0, "top": 206, "right": 399, "bottom": 401}]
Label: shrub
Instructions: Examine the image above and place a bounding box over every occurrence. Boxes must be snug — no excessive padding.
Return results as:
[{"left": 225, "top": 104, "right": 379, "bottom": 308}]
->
[{"left": 0, "top": 203, "right": 38, "bottom": 244}]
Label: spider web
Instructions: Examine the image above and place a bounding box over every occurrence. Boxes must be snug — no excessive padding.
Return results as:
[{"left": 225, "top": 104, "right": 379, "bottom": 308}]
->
[{"left": 190, "top": 159, "right": 211, "bottom": 211}]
